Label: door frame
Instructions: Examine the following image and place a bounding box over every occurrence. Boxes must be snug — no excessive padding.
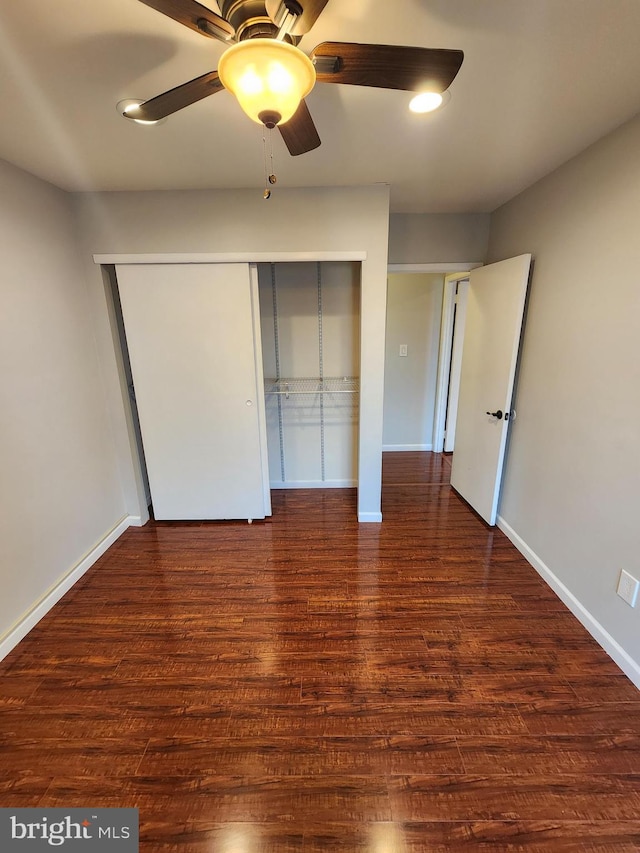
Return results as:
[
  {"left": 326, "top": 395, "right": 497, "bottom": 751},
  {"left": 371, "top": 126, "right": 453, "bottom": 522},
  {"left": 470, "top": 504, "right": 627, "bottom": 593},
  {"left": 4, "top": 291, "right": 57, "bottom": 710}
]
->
[
  {"left": 443, "top": 278, "right": 470, "bottom": 453},
  {"left": 432, "top": 271, "right": 472, "bottom": 454},
  {"left": 386, "top": 263, "right": 482, "bottom": 455}
]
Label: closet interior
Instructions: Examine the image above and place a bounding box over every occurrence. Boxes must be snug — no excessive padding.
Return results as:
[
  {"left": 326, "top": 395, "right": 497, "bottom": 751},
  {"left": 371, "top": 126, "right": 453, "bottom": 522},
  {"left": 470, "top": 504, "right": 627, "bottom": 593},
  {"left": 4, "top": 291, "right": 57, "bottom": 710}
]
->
[{"left": 258, "top": 261, "right": 361, "bottom": 489}]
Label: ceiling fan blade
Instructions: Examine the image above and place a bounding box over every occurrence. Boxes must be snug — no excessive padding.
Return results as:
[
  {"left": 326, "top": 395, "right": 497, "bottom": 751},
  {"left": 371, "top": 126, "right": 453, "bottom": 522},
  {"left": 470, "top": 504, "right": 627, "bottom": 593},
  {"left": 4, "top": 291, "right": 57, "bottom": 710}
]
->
[
  {"left": 311, "top": 42, "right": 464, "bottom": 92},
  {"left": 278, "top": 100, "right": 321, "bottom": 156},
  {"left": 138, "top": 0, "right": 235, "bottom": 42},
  {"left": 265, "top": 0, "right": 329, "bottom": 37},
  {"left": 129, "top": 70, "right": 224, "bottom": 121}
]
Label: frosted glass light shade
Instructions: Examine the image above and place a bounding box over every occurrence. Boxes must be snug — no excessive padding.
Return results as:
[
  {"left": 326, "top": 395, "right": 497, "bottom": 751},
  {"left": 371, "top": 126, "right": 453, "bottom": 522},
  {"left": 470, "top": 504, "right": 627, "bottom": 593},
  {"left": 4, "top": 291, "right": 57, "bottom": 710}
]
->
[{"left": 218, "top": 39, "right": 316, "bottom": 126}]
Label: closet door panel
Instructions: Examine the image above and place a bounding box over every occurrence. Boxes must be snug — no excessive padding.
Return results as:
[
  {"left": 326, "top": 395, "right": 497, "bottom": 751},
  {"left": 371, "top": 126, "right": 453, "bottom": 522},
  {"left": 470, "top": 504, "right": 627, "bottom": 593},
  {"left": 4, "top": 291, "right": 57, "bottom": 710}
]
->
[{"left": 116, "top": 263, "right": 267, "bottom": 521}]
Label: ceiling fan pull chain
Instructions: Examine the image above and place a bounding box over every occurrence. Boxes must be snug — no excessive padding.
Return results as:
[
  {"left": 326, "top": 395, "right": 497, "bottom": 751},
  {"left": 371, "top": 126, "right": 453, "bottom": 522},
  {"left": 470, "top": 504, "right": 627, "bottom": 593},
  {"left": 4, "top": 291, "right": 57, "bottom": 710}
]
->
[
  {"left": 262, "top": 125, "right": 277, "bottom": 199},
  {"left": 269, "top": 124, "right": 277, "bottom": 187},
  {"left": 262, "top": 128, "right": 271, "bottom": 199}
]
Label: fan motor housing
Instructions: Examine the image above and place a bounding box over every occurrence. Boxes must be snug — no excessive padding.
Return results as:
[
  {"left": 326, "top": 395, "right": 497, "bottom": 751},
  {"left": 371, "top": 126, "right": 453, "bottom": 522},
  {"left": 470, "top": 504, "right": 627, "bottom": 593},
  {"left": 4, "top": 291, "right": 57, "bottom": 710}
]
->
[{"left": 220, "top": 0, "right": 275, "bottom": 40}]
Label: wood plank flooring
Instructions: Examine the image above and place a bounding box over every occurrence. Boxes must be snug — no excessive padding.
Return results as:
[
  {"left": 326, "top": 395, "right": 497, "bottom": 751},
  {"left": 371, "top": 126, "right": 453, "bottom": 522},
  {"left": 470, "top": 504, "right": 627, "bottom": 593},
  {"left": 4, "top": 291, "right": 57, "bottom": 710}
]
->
[{"left": 1, "top": 452, "right": 639, "bottom": 851}]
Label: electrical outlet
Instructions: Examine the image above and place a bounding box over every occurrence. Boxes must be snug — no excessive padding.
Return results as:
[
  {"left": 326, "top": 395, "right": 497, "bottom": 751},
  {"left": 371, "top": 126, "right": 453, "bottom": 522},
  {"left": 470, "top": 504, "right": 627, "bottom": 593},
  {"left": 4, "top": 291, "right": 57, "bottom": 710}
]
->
[
  {"left": 617, "top": 570, "right": 639, "bottom": 607},
  {"left": 399, "top": 344, "right": 408, "bottom": 357}
]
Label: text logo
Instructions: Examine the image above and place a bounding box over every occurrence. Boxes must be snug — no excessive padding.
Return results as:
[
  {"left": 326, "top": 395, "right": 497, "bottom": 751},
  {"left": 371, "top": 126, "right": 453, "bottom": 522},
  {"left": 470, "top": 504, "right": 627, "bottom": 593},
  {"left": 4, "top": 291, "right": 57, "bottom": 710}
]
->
[{"left": 0, "top": 809, "right": 138, "bottom": 851}]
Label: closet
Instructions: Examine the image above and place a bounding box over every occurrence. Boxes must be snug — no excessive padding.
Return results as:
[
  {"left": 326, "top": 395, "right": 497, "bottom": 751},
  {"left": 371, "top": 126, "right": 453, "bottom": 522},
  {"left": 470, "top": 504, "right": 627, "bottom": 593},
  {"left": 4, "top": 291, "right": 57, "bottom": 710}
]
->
[
  {"left": 114, "top": 260, "right": 361, "bottom": 522},
  {"left": 258, "top": 262, "right": 361, "bottom": 488}
]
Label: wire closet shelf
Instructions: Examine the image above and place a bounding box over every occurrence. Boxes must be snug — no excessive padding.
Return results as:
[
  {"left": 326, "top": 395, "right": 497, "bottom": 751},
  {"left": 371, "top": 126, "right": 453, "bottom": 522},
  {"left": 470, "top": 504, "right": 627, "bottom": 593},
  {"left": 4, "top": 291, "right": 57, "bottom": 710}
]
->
[{"left": 264, "top": 377, "right": 359, "bottom": 397}]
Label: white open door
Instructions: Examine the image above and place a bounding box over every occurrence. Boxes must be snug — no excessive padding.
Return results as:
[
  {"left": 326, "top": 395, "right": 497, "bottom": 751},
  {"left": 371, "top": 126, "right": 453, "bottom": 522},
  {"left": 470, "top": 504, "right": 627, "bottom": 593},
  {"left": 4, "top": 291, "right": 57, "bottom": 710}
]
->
[
  {"left": 116, "top": 263, "right": 270, "bottom": 521},
  {"left": 450, "top": 254, "right": 532, "bottom": 525}
]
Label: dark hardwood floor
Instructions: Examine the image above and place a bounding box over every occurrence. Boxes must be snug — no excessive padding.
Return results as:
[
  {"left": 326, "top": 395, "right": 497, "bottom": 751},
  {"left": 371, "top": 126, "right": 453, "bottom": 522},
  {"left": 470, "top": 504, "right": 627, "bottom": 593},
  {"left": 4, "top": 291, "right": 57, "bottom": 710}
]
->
[{"left": 1, "top": 452, "right": 639, "bottom": 851}]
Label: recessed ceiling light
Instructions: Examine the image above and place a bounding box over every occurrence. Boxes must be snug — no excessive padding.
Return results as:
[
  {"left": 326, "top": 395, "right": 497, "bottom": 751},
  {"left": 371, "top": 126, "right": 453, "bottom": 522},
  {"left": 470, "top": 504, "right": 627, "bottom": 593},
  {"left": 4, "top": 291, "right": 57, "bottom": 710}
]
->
[
  {"left": 409, "top": 90, "right": 451, "bottom": 114},
  {"left": 116, "top": 99, "right": 166, "bottom": 126}
]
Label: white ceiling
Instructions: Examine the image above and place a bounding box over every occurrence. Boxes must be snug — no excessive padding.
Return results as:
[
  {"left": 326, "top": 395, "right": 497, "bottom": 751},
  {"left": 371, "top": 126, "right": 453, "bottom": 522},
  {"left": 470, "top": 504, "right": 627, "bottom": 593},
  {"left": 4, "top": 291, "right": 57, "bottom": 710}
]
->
[{"left": 1, "top": 0, "right": 640, "bottom": 212}]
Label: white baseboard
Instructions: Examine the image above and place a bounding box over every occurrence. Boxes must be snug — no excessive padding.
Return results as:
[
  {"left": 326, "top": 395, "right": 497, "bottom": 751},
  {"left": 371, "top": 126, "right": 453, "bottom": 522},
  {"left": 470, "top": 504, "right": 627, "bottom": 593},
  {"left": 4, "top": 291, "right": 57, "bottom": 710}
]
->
[
  {"left": 358, "top": 511, "right": 383, "bottom": 523},
  {"left": 0, "top": 515, "right": 134, "bottom": 663},
  {"left": 382, "top": 444, "right": 433, "bottom": 452},
  {"left": 270, "top": 480, "right": 357, "bottom": 489},
  {"left": 497, "top": 515, "right": 640, "bottom": 690}
]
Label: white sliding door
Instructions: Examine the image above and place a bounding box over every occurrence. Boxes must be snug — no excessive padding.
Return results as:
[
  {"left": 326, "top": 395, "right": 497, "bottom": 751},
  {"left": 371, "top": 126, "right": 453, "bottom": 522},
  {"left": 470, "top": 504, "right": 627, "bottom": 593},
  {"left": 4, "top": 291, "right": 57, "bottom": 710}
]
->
[{"left": 116, "top": 263, "right": 269, "bottom": 521}]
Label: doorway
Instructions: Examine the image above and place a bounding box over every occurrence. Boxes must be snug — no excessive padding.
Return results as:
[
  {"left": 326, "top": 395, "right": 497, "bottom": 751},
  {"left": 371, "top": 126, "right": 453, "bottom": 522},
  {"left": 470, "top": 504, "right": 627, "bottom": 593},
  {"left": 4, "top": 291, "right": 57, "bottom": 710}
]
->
[
  {"left": 383, "top": 272, "right": 444, "bottom": 451},
  {"left": 257, "top": 261, "right": 361, "bottom": 489},
  {"left": 383, "top": 263, "right": 479, "bottom": 456}
]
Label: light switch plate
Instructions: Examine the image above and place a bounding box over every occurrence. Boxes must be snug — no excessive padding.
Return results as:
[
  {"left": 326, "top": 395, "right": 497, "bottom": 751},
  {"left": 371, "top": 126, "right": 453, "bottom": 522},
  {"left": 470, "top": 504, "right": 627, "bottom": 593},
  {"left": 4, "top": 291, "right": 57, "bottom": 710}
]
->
[{"left": 399, "top": 344, "right": 408, "bottom": 357}]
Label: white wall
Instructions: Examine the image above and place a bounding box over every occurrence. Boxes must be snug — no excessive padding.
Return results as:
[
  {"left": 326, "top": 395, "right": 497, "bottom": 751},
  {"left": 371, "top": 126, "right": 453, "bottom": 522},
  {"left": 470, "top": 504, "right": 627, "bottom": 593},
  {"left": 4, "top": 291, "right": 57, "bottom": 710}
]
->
[
  {"left": 0, "top": 159, "right": 125, "bottom": 656},
  {"left": 383, "top": 273, "right": 444, "bottom": 450},
  {"left": 73, "top": 185, "right": 390, "bottom": 522},
  {"left": 259, "top": 262, "right": 360, "bottom": 487},
  {"left": 388, "top": 213, "right": 490, "bottom": 264},
  {"left": 488, "top": 112, "right": 640, "bottom": 686}
]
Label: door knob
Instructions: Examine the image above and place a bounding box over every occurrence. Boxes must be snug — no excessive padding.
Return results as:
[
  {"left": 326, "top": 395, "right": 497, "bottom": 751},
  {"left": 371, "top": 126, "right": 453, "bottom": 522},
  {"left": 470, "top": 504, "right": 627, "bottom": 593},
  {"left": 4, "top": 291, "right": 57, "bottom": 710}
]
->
[{"left": 486, "top": 409, "right": 503, "bottom": 419}]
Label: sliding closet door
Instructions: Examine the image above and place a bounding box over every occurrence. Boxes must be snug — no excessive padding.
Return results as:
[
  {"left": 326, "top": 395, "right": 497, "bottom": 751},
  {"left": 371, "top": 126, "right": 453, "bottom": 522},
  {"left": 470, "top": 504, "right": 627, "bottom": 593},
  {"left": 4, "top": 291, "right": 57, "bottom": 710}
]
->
[{"left": 116, "top": 263, "right": 269, "bottom": 521}]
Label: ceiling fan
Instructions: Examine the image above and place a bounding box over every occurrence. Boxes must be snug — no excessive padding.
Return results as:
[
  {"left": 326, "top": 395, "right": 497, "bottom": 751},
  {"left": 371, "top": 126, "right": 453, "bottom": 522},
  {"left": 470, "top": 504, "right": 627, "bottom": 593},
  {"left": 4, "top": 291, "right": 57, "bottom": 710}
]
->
[{"left": 122, "top": 0, "right": 464, "bottom": 155}]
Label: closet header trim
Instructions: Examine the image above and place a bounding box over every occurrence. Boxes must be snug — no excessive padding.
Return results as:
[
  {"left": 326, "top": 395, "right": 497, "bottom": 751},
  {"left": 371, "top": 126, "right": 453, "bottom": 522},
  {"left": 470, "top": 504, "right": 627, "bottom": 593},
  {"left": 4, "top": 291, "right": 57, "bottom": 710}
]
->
[{"left": 94, "top": 252, "right": 367, "bottom": 265}]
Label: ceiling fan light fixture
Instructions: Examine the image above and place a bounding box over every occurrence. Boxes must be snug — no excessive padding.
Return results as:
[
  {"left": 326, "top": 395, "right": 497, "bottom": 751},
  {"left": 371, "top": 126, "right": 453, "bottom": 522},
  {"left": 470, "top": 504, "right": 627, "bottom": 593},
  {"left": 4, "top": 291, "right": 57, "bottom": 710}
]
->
[
  {"left": 409, "top": 89, "right": 451, "bottom": 114},
  {"left": 218, "top": 38, "right": 316, "bottom": 126}
]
